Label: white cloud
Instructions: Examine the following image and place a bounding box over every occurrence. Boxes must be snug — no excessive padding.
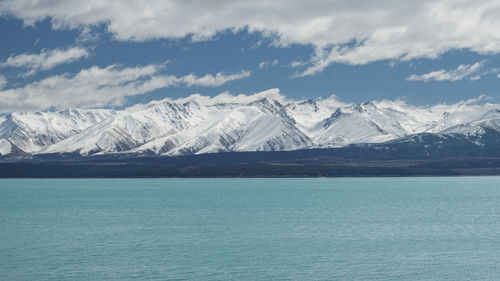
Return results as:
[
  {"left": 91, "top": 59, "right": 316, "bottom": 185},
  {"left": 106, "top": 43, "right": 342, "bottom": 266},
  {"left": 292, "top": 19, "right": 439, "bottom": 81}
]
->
[
  {"left": 2, "top": 0, "right": 500, "bottom": 75},
  {"left": 259, "top": 59, "right": 279, "bottom": 69},
  {"left": 0, "top": 64, "right": 251, "bottom": 113},
  {"left": 0, "top": 47, "right": 89, "bottom": 76},
  {"left": 179, "top": 71, "right": 251, "bottom": 87},
  {"left": 407, "top": 62, "right": 484, "bottom": 82},
  {"left": 0, "top": 75, "right": 6, "bottom": 89},
  {"left": 289, "top": 61, "right": 307, "bottom": 68}
]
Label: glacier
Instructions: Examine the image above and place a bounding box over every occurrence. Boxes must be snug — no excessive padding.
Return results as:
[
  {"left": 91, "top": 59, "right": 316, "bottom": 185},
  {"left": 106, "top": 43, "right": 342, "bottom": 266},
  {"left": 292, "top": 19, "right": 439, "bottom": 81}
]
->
[{"left": 1, "top": 88, "right": 499, "bottom": 157}]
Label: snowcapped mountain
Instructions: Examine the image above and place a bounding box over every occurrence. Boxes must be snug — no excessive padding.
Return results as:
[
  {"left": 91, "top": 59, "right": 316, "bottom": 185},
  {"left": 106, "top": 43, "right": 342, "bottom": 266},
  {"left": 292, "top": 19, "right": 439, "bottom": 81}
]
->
[
  {"left": 0, "top": 109, "right": 113, "bottom": 155},
  {"left": 1, "top": 89, "right": 499, "bottom": 158}
]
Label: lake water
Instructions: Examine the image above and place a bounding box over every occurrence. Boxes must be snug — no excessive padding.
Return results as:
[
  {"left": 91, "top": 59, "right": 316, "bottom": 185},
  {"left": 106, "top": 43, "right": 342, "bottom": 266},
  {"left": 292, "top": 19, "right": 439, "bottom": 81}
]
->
[{"left": 1, "top": 177, "right": 500, "bottom": 280}]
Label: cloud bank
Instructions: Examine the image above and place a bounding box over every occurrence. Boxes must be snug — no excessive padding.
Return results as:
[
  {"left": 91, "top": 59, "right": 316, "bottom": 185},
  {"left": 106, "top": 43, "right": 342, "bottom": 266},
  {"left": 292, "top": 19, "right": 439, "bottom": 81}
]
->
[
  {"left": 2, "top": 0, "right": 500, "bottom": 75},
  {"left": 407, "top": 62, "right": 484, "bottom": 82},
  {"left": 0, "top": 47, "right": 89, "bottom": 76},
  {"left": 0, "top": 64, "right": 251, "bottom": 113}
]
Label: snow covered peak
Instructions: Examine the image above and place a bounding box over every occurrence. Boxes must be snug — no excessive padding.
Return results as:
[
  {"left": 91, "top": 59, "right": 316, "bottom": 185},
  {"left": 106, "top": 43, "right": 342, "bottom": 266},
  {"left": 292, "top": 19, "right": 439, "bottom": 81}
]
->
[
  {"left": 0, "top": 108, "right": 113, "bottom": 153},
  {"left": 138, "top": 88, "right": 288, "bottom": 109}
]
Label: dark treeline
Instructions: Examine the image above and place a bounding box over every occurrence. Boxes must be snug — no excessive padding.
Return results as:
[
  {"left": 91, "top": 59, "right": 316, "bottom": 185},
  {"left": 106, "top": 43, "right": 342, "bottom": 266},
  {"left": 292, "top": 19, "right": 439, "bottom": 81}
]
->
[{"left": 1, "top": 158, "right": 500, "bottom": 178}]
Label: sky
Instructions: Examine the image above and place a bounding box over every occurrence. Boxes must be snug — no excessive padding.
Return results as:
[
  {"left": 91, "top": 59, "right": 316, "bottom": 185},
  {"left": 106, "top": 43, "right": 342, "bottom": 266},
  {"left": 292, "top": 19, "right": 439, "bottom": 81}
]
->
[{"left": 1, "top": 0, "right": 500, "bottom": 113}]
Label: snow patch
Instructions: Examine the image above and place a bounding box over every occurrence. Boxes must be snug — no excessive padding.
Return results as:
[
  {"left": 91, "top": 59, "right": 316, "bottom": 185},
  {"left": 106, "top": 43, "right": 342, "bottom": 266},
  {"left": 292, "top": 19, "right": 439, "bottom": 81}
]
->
[{"left": 0, "top": 139, "right": 12, "bottom": 155}]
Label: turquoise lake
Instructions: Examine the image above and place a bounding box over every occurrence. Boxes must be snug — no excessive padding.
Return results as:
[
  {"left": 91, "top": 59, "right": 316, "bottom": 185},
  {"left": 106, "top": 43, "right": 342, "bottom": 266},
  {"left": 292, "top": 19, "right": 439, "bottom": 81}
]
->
[{"left": 1, "top": 177, "right": 500, "bottom": 280}]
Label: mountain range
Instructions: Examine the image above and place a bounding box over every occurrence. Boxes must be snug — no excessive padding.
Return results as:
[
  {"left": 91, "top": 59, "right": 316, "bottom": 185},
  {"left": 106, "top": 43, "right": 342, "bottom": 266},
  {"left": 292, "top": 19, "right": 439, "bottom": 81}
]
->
[{"left": 1, "top": 89, "right": 500, "bottom": 160}]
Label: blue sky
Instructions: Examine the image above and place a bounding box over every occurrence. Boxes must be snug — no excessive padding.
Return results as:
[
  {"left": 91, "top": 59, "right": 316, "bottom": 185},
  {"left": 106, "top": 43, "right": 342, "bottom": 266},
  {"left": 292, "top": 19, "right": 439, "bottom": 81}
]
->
[{"left": 1, "top": 0, "right": 500, "bottom": 113}]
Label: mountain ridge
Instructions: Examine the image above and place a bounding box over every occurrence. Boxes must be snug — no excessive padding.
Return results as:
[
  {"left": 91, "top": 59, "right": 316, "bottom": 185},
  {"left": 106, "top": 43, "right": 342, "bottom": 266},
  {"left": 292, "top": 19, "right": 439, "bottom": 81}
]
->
[{"left": 1, "top": 89, "right": 499, "bottom": 159}]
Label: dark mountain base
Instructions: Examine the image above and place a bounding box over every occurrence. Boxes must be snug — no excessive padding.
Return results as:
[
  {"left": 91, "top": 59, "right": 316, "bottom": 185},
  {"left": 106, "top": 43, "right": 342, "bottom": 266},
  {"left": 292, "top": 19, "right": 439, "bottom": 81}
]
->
[{"left": 1, "top": 157, "right": 500, "bottom": 178}]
